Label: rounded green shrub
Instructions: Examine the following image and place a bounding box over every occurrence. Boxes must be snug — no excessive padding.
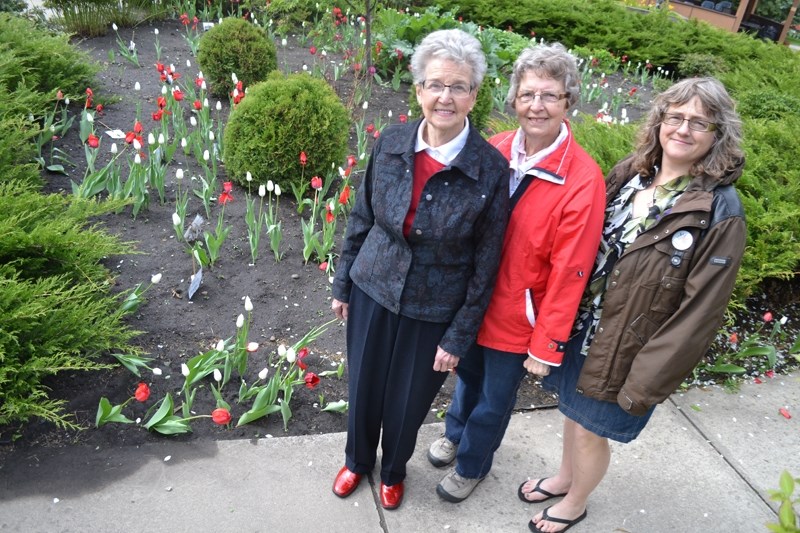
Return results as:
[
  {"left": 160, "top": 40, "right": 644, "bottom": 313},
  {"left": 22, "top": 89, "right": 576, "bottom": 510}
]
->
[
  {"left": 407, "top": 76, "right": 494, "bottom": 132},
  {"left": 223, "top": 72, "right": 350, "bottom": 191},
  {"left": 197, "top": 17, "right": 277, "bottom": 98},
  {"left": 677, "top": 53, "right": 728, "bottom": 78},
  {"left": 737, "top": 89, "right": 800, "bottom": 121}
]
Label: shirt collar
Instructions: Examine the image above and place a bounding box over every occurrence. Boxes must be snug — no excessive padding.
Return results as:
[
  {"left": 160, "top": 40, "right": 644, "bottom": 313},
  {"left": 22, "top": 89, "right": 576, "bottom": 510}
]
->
[
  {"left": 509, "top": 122, "right": 568, "bottom": 178},
  {"left": 415, "top": 117, "right": 471, "bottom": 165}
]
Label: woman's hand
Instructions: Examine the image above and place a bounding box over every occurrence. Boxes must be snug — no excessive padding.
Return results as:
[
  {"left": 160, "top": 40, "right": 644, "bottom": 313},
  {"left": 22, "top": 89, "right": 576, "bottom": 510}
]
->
[
  {"left": 433, "top": 346, "right": 460, "bottom": 373},
  {"left": 332, "top": 298, "right": 348, "bottom": 321},
  {"left": 524, "top": 356, "right": 551, "bottom": 377}
]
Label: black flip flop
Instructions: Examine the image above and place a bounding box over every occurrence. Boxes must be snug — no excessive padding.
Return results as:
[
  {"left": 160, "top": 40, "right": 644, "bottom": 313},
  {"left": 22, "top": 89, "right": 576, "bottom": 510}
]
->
[
  {"left": 528, "top": 506, "right": 588, "bottom": 532},
  {"left": 517, "top": 478, "right": 568, "bottom": 503}
]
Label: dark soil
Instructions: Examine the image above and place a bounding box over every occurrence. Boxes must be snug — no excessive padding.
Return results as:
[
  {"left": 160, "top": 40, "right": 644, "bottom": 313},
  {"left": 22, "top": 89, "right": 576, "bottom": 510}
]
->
[{"left": 3, "top": 17, "right": 797, "bottom": 458}]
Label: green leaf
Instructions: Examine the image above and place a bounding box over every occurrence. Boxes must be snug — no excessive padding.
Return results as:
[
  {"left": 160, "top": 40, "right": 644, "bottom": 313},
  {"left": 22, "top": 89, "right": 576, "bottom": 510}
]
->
[
  {"left": 689, "top": 404, "right": 702, "bottom": 412},
  {"left": 95, "top": 397, "right": 134, "bottom": 427},
  {"left": 143, "top": 393, "right": 174, "bottom": 430},
  {"left": 46, "top": 164, "right": 66, "bottom": 174},
  {"left": 236, "top": 404, "right": 281, "bottom": 426},
  {"left": 111, "top": 352, "right": 153, "bottom": 377},
  {"left": 779, "top": 470, "right": 795, "bottom": 495},
  {"left": 321, "top": 400, "right": 348, "bottom": 413},
  {"left": 779, "top": 500, "right": 797, "bottom": 528},
  {"left": 280, "top": 399, "right": 292, "bottom": 431},
  {"left": 151, "top": 417, "right": 192, "bottom": 435},
  {"left": 708, "top": 362, "right": 747, "bottom": 374},
  {"left": 790, "top": 336, "right": 800, "bottom": 354}
]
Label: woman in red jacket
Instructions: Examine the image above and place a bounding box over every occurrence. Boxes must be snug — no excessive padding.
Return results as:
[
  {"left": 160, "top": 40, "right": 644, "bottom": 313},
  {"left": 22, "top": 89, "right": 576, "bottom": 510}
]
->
[{"left": 427, "top": 42, "right": 606, "bottom": 505}]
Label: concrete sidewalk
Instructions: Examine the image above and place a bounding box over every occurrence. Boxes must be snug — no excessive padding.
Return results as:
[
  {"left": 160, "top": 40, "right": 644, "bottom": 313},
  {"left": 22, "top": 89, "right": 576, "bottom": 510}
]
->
[{"left": 1, "top": 372, "right": 797, "bottom": 532}]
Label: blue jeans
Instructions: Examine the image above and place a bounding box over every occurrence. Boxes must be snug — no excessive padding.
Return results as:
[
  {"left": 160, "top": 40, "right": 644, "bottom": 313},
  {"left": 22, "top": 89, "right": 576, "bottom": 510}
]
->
[{"left": 445, "top": 344, "right": 527, "bottom": 479}]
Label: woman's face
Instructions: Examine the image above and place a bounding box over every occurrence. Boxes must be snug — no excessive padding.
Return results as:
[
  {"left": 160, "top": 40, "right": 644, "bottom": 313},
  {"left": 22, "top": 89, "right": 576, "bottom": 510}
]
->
[
  {"left": 415, "top": 58, "right": 476, "bottom": 144},
  {"left": 658, "top": 96, "right": 716, "bottom": 169},
  {"left": 513, "top": 71, "right": 569, "bottom": 152}
]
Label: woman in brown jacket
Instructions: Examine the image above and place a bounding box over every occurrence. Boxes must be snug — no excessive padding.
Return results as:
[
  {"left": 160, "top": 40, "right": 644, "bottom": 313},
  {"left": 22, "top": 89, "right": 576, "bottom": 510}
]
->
[{"left": 522, "top": 77, "right": 746, "bottom": 532}]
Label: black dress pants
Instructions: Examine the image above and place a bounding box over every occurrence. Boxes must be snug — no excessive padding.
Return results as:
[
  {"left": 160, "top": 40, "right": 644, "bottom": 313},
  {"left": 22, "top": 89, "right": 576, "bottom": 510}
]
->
[{"left": 344, "top": 284, "right": 450, "bottom": 486}]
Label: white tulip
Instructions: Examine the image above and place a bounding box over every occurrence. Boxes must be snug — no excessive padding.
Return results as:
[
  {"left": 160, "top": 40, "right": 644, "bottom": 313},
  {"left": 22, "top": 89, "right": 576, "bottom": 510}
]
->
[
  {"left": 258, "top": 184, "right": 266, "bottom": 197},
  {"left": 154, "top": 28, "right": 159, "bottom": 35},
  {"left": 161, "top": 85, "right": 167, "bottom": 95},
  {"left": 176, "top": 168, "right": 184, "bottom": 180},
  {"left": 190, "top": 116, "right": 197, "bottom": 127},
  {"left": 278, "top": 344, "right": 287, "bottom": 357},
  {"left": 362, "top": 101, "right": 368, "bottom": 110},
  {"left": 209, "top": 131, "right": 215, "bottom": 141},
  {"left": 216, "top": 101, "right": 222, "bottom": 111},
  {"left": 246, "top": 171, "right": 253, "bottom": 182},
  {"left": 201, "top": 81, "right": 207, "bottom": 90},
  {"left": 186, "top": 59, "right": 191, "bottom": 68},
  {"left": 147, "top": 132, "right": 156, "bottom": 145},
  {"left": 128, "top": 41, "right": 135, "bottom": 52},
  {"left": 134, "top": 153, "right": 142, "bottom": 165},
  {"left": 286, "top": 347, "right": 296, "bottom": 363},
  {"left": 780, "top": 316, "right": 789, "bottom": 325},
  {"left": 274, "top": 185, "right": 281, "bottom": 196},
  {"left": 151, "top": 273, "right": 162, "bottom": 284},
  {"left": 258, "top": 368, "right": 269, "bottom": 380},
  {"left": 236, "top": 314, "right": 244, "bottom": 328},
  {"left": 388, "top": 110, "right": 392, "bottom": 118},
  {"left": 86, "top": 113, "right": 94, "bottom": 123},
  {"left": 231, "top": 72, "right": 238, "bottom": 83},
  {"left": 134, "top": 82, "right": 141, "bottom": 91},
  {"left": 181, "top": 363, "right": 189, "bottom": 376},
  {"left": 244, "top": 296, "right": 253, "bottom": 311},
  {"left": 112, "top": 23, "right": 118, "bottom": 31},
  {"left": 213, "top": 368, "right": 222, "bottom": 382},
  {"left": 203, "top": 97, "right": 208, "bottom": 107},
  {"left": 216, "top": 339, "right": 225, "bottom": 352},
  {"left": 110, "top": 143, "right": 118, "bottom": 154},
  {"left": 181, "top": 137, "right": 187, "bottom": 148},
  {"left": 281, "top": 38, "right": 287, "bottom": 47},
  {"left": 203, "top": 149, "right": 210, "bottom": 161},
  {"left": 267, "top": 180, "right": 274, "bottom": 192},
  {"left": 172, "top": 212, "right": 181, "bottom": 225}
]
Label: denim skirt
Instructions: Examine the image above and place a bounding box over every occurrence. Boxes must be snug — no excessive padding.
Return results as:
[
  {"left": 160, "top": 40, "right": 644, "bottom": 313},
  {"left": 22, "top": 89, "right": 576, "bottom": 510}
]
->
[{"left": 541, "top": 321, "right": 656, "bottom": 443}]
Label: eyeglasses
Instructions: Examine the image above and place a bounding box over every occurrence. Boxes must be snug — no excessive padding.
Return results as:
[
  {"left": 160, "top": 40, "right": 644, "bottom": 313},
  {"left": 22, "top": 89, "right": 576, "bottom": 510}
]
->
[
  {"left": 662, "top": 113, "right": 717, "bottom": 132},
  {"left": 516, "top": 92, "right": 568, "bottom": 105},
  {"left": 421, "top": 80, "right": 473, "bottom": 98}
]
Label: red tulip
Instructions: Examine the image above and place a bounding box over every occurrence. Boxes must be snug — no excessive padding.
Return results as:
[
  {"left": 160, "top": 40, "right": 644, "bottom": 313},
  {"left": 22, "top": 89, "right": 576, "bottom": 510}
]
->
[
  {"left": 172, "top": 88, "right": 184, "bottom": 101},
  {"left": 373, "top": 130, "right": 380, "bottom": 140},
  {"left": 346, "top": 154, "right": 357, "bottom": 168},
  {"left": 310, "top": 46, "right": 317, "bottom": 55},
  {"left": 133, "top": 120, "right": 143, "bottom": 134},
  {"left": 222, "top": 181, "right": 233, "bottom": 193},
  {"left": 298, "top": 359, "right": 308, "bottom": 371},
  {"left": 763, "top": 311, "right": 773, "bottom": 322},
  {"left": 311, "top": 176, "right": 323, "bottom": 190},
  {"left": 299, "top": 151, "right": 307, "bottom": 166},
  {"left": 399, "top": 114, "right": 408, "bottom": 124},
  {"left": 179, "top": 12, "right": 189, "bottom": 26},
  {"left": 152, "top": 109, "right": 164, "bottom": 121},
  {"left": 195, "top": 76, "right": 204, "bottom": 87},
  {"left": 304, "top": 372, "right": 320, "bottom": 389},
  {"left": 193, "top": 100, "right": 202, "bottom": 110},
  {"left": 325, "top": 205, "right": 335, "bottom": 223},
  {"left": 157, "top": 96, "right": 167, "bottom": 109},
  {"left": 85, "top": 87, "right": 93, "bottom": 98},
  {"left": 134, "top": 382, "right": 150, "bottom": 402},
  {"left": 628, "top": 87, "right": 637, "bottom": 97},
  {"left": 297, "top": 347, "right": 309, "bottom": 359},
  {"left": 728, "top": 332, "right": 738, "bottom": 344},
  {"left": 211, "top": 408, "right": 231, "bottom": 425},
  {"left": 125, "top": 131, "right": 136, "bottom": 144},
  {"left": 338, "top": 186, "right": 350, "bottom": 205},
  {"left": 366, "top": 123, "right": 375, "bottom": 133},
  {"left": 319, "top": 261, "right": 328, "bottom": 271},
  {"left": 87, "top": 134, "right": 99, "bottom": 148},
  {"left": 56, "top": 89, "right": 63, "bottom": 100},
  {"left": 766, "top": 370, "right": 775, "bottom": 378}
]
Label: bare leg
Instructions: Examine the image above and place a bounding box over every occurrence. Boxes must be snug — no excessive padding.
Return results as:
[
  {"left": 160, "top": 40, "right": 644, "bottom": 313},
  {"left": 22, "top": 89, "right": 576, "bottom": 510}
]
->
[
  {"left": 531, "top": 422, "right": 610, "bottom": 532},
  {"left": 519, "top": 417, "right": 575, "bottom": 502}
]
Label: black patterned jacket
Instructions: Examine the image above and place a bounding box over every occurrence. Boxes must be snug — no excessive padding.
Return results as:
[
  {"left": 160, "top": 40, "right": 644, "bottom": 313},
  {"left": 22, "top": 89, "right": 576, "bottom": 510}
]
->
[{"left": 332, "top": 119, "right": 509, "bottom": 357}]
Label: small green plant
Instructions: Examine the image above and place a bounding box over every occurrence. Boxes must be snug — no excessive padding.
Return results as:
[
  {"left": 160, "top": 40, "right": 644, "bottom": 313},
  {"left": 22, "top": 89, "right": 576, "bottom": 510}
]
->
[
  {"left": 677, "top": 53, "right": 727, "bottom": 78},
  {"left": 768, "top": 471, "right": 800, "bottom": 533},
  {"left": 223, "top": 72, "right": 349, "bottom": 192},
  {"left": 197, "top": 16, "right": 277, "bottom": 98}
]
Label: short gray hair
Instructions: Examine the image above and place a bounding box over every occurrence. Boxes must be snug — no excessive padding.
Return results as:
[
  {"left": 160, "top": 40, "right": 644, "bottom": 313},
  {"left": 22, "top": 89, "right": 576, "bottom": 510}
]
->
[
  {"left": 506, "top": 43, "right": 580, "bottom": 108},
  {"left": 632, "top": 77, "right": 744, "bottom": 181},
  {"left": 410, "top": 29, "right": 487, "bottom": 89}
]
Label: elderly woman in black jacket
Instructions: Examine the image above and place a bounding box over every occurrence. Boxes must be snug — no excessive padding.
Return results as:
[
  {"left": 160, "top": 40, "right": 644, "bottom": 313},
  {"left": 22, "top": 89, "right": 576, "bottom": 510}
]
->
[{"left": 329, "top": 28, "right": 509, "bottom": 510}]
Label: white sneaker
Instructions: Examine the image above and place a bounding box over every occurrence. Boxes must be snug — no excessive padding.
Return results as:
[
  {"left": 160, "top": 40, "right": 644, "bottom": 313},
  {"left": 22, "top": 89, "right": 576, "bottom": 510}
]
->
[
  {"left": 427, "top": 435, "right": 457, "bottom": 467},
  {"left": 436, "top": 470, "right": 484, "bottom": 502}
]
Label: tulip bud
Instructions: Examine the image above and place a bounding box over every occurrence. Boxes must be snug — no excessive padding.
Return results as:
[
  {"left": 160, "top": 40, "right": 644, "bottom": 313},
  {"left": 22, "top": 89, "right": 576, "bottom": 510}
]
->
[
  {"left": 172, "top": 212, "right": 181, "bottom": 225},
  {"left": 86, "top": 113, "right": 94, "bottom": 123},
  {"left": 258, "top": 368, "right": 269, "bottom": 380},
  {"left": 186, "top": 59, "right": 191, "bottom": 68},
  {"left": 278, "top": 344, "right": 287, "bottom": 357},
  {"left": 231, "top": 72, "right": 238, "bottom": 83},
  {"left": 154, "top": 28, "right": 159, "bottom": 35},
  {"left": 216, "top": 339, "right": 225, "bottom": 352},
  {"left": 259, "top": 184, "right": 266, "bottom": 197},
  {"left": 203, "top": 97, "right": 208, "bottom": 107},
  {"left": 134, "top": 82, "right": 140, "bottom": 91},
  {"left": 246, "top": 171, "right": 252, "bottom": 182},
  {"left": 281, "top": 38, "right": 287, "bottom": 47},
  {"left": 201, "top": 81, "right": 207, "bottom": 90},
  {"left": 216, "top": 101, "right": 222, "bottom": 111},
  {"left": 286, "top": 347, "right": 296, "bottom": 363},
  {"left": 209, "top": 131, "right": 215, "bottom": 141},
  {"left": 274, "top": 185, "right": 281, "bottom": 196},
  {"left": 203, "top": 149, "right": 210, "bottom": 161},
  {"left": 267, "top": 180, "right": 274, "bottom": 192},
  {"left": 133, "top": 139, "right": 142, "bottom": 150},
  {"left": 148, "top": 132, "right": 156, "bottom": 145},
  {"left": 236, "top": 314, "right": 244, "bottom": 328},
  {"left": 158, "top": 133, "right": 165, "bottom": 145},
  {"left": 190, "top": 116, "right": 197, "bottom": 127},
  {"left": 110, "top": 143, "right": 118, "bottom": 154},
  {"left": 181, "top": 363, "right": 189, "bottom": 376},
  {"left": 176, "top": 168, "right": 184, "bottom": 180},
  {"left": 244, "top": 296, "right": 253, "bottom": 311},
  {"left": 213, "top": 368, "right": 222, "bottom": 382},
  {"left": 161, "top": 85, "right": 167, "bottom": 95},
  {"left": 181, "top": 137, "right": 187, "bottom": 148},
  {"left": 362, "top": 101, "right": 368, "bottom": 110},
  {"left": 134, "top": 153, "right": 142, "bottom": 165},
  {"left": 112, "top": 23, "right": 118, "bottom": 31},
  {"left": 151, "top": 273, "right": 162, "bottom": 284}
]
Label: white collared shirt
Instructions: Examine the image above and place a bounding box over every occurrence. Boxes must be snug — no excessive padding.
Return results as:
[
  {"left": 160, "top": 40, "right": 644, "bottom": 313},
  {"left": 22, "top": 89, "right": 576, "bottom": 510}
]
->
[
  {"left": 509, "top": 123, "right": 568, "bottom": 195},
  {"left": 415, "top": 117, "right": 471, "bottom": 165}
]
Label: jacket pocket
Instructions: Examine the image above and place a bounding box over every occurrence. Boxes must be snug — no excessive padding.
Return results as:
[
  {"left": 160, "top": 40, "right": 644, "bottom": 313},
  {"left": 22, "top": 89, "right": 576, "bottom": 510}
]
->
[
  {"left": 650, "top": 276, "right": 685, "bottom": 314},
  {"left": 525, "top": 288, "right": 537, "bottom": 328}
]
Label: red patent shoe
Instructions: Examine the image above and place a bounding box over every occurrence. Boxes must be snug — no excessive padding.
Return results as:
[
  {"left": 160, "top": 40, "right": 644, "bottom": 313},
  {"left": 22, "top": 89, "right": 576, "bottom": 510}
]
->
[
  {"left": 380, "top": 481, "right": 404, "bottom": 510},
  {"left": 332, "top": 466, "right": 363, "bottom": 498}
]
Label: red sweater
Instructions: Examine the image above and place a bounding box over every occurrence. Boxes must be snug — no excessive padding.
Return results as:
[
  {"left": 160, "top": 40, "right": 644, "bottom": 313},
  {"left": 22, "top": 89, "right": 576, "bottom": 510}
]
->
[{"left": 477, "top": 124, "right": 605, "bottom": 365}]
